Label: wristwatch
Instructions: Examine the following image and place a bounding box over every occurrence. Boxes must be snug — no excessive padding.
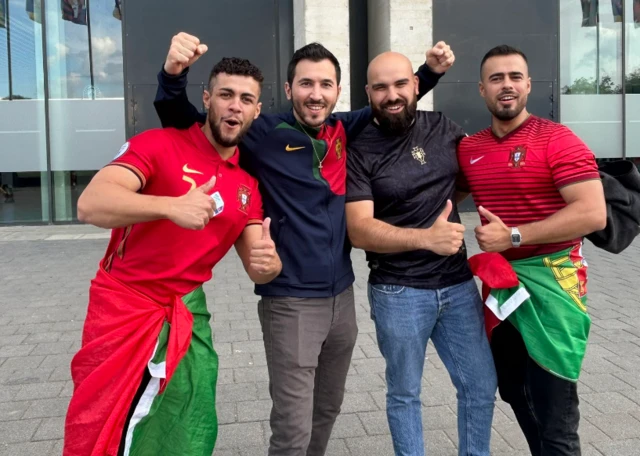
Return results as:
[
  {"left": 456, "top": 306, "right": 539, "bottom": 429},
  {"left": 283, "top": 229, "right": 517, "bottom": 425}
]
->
[{"left": 511, "top": 227, "right": 522, "bottom": 248}]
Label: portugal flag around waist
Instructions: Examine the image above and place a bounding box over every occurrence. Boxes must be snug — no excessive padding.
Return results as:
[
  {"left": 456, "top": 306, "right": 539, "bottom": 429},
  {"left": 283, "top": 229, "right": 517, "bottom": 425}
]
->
[{"left": 471, "top": 245, "right": 591, "bottom": 382}]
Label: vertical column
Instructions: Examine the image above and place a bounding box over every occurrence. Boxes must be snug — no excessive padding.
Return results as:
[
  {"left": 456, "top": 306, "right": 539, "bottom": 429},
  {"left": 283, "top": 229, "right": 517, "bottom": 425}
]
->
[
  {"left": 293, "top": 0, "right": 352, "bottom": 111},
  {"left": 367, "top": 0, "right": 434, "bottom": 110}
]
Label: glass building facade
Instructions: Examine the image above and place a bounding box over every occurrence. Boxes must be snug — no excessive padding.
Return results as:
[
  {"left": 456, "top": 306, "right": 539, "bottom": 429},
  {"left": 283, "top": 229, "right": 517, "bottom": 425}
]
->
[
  {"left": 0, "top": 0, "right": 638, "bottom": 224},
  {"left": 560, "top": 0, "right": 640, "bottom": 160},
  {"left": 0, "top": 0, "right": 124, "bottom": 224}
]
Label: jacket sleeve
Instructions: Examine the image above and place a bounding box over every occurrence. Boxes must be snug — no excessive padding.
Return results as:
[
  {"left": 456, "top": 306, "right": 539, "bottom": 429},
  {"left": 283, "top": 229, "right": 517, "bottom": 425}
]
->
[
  {"left": 154, "top": 67, "right": 206, "bottom": 129},
  {"left": 335, "top": 63, "right": 445, "bottom": 141}
]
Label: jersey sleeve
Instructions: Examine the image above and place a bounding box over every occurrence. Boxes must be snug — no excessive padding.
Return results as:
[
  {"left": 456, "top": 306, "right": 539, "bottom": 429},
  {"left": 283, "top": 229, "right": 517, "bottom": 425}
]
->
[
  {"left": 109, "top": 130, "right": 165, "bottom": 189},
  {"left": 546, "top": 126, "right": 600, "bottom": 189},
  {"left": 154, "top": 66, "right": 206, "bottom": 129},
  {"left": 246, "top": 179, "right": 264, "bottom": 226},
  {"left": 346, "top": 147, "right": 373, "bottom": 202}
]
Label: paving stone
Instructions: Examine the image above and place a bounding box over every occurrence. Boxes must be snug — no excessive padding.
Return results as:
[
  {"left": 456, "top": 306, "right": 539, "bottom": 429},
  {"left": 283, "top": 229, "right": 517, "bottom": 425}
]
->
[
  {"left": 234, "top": 366, "right": 269, "bottom": 383},
  {"left": 582, "top": 392, "right": 640, "bottom": 414},
  {"left": 0, "top": 440, "right": 55, "bottom": 456},
  {"left": 0, "top": 401, "right": 30, "bottom": 422},
  {"left": 345, "top": 435, "right": 395, "bottom": 456},
  {"left": 2, "top": 367, "right": 53, "bottom": 386},
  {"left": 358, "top": 410, "right": 388, "bottom": 435},
  {"left": 32, "top": 417, "right": 65, "bottom": 441},
  {"left": 14, "top": 382, "right": 65, "bottom": 401},
  {"left": 593, "top": 439, "right": 640, "bottom": 456},
  {"left": 22, "top": 398, "right": 70, "bottom": 419},
  {"left": 587, "top": 413, "right": 640, "bottom": 440},
  {"left": 217, "top": 383, "right": 258, "bottom": 403},
  {"left": 237, "top": 399, "right": 272, "bottom": 423},
  {"left": 215, "top": 422, "right": 264, "bottom": 449},
  {"left": 22, "top": 333, "right": 62, "bottom": 344},
  {"left": 0, "top": 419, "right": 41, "bottom": 444},
  {"left": 341, "top": 392, "right": 379, "bottom": 414},
  {"left": 330, "top": 413, "right": 367, "bottom": 439},
  {"left": 0, "top": 345, "right": 35, "bottom": 358},
  {"left": 217, "top": 402, "right": 237, "bottom": 425}
]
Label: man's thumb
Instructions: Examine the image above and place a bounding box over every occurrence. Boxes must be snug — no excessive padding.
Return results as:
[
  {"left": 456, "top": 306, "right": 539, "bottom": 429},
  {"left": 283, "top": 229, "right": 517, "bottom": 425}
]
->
[
  {"left": 195, "top": 44, "right": 208, "bottom": 56},
  {"left": 261, "top": 218, "right": 272, "bottom": 241},
  {"left": 478, "top": 205, "right": 498, "bottom": 222},
  {"left": 438, "top": 199, "right": 453, "bottom": 221},
  {"left": 197, "top": 176, "right": 216, "bottom": 194}
]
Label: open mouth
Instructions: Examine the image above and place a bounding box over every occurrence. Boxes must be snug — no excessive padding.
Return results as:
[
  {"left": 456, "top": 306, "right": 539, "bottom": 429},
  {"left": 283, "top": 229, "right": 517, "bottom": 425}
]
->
[
  {"left": 223, "top": 118, "right": 241, "bottom": 128},
  {"left": 306, "top": 104, "right": 325, "bottom": 113},
  {"left": 498, "top": 94, "right": 517, "bottom": 103},
  {"left": 384, "top": 104, "right": 405, "bottom": 114}
]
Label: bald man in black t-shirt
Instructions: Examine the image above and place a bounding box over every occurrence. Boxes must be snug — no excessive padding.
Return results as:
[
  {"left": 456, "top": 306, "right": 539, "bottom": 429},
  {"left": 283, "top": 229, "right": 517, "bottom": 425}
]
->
[{"left": 345, "top": 52, "right": 497, "bottom": 456}]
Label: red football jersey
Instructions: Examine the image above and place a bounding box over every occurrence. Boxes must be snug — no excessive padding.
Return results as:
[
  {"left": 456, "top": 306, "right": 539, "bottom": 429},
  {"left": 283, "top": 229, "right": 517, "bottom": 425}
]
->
[
  {"left": 457, "top": 115, "right": 600, "bottom": 260},
  {"left": 102, "top": 123, "right": 263, "bottom": 303}
]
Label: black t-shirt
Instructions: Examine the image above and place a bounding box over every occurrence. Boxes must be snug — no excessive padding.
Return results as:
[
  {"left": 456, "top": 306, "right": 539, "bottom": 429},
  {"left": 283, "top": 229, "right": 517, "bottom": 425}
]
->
[{"left": 346, "top": 110, "right": 472, "bottom": 289}]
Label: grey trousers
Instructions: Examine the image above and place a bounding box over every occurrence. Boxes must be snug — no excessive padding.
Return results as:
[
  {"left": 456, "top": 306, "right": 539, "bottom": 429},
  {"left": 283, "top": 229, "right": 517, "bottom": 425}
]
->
[{"left": 258, "top": 286, "right": 358, "bottom": 456}]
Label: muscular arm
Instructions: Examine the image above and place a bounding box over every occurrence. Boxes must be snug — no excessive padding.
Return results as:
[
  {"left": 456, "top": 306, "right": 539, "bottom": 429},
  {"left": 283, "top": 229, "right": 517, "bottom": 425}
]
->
[
  {"left": 518, "top": 179, "right": 606, "bottom": 245},
  {"left": 235, "top": 224, "right": 282, "bottom": 284},
  {"left": 77, "top": 166, "right": 172, "bottom": 229},
  {"left": 346, "top": 201, "right": 429, "bottom": 253}
]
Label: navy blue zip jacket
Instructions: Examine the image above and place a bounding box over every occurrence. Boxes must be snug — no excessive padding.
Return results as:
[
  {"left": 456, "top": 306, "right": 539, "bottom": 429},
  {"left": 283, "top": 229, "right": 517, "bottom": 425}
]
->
[{"left": 154, "top": 65, "right": 442, "bottom": 298}]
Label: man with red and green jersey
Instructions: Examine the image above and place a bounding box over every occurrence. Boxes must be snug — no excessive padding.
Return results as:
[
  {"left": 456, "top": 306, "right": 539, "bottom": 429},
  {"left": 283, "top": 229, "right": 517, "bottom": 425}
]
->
[
  {"left": 457, "top": 45, "right": 606, "bottom": 456},
  {"left": 63, "top": 57, "right": 282, "bottom": 456}
]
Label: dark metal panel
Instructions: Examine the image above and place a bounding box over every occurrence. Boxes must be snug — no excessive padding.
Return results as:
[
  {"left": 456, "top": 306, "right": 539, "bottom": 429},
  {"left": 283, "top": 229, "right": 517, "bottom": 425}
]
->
[
  {"left": 349, "top": 0, "right": 369, "bottom": 109},
  {"left": 436, "top": 81, "right": 554, "bottom": 135},
  {"left": 433, "top": 0, "right": 559, "bottom": 124},
  {"left": 122, "top": 0, "right": 293, "bottom": 138}
]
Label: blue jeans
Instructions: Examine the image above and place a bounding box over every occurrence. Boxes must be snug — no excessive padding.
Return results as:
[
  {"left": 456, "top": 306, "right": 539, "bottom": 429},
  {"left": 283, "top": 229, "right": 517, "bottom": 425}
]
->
[{"left": 368, "top": 279, "right": 497, "bottom": 456}]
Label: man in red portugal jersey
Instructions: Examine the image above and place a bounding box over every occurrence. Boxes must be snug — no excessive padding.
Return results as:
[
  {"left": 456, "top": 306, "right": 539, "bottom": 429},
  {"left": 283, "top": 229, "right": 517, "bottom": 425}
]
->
[
  {"left": 63, "top": 57, "right": 282, "bottom": 456},
  {"left": 457, "top": 45, "right": 606, "bottom": 456}
]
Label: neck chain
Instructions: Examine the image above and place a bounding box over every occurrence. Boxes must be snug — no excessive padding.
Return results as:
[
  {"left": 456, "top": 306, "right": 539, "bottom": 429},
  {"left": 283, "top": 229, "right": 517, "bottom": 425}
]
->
[{"left": 297, "top": 120, "right": 328, "bottom": 169}]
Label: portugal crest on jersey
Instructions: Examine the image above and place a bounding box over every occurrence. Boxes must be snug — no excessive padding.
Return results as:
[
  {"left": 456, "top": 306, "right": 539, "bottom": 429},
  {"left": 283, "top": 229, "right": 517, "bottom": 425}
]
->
[
  {"left": 509, "top": 145, "right": 527, "bottom": 168},
  {"left": 237, "top": 185, "right": 251, "bottom": 213}
]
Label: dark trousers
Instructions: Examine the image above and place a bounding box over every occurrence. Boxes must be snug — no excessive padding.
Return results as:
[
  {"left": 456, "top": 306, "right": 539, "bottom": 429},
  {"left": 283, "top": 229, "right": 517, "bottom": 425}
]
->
[
  {"left": 491, "top": 321, "right": 582, "bottom": 456},
  {"left": 258, "top": 286, "right": 358, "bottom": 456}
]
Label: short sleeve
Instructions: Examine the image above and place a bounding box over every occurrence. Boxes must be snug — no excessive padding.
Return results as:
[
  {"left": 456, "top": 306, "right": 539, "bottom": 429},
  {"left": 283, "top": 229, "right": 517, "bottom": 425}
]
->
[
  {"left": 455, "top": 138, "right": 471, "bottom": 193},
  {"left": 346, "top": 147, "right": 373, "bottom": 202},
  {"left": 546, "top": 126, "right": 600, "bottom": 189},
  {"left": 109, "top": 130, "right": 163, "bottom": 189},
  {"left": 246, "top": 180, "right": 264, "bottom": 226},
  {"left": 447, "top": 117, "right": 468, "bottom": 145}
]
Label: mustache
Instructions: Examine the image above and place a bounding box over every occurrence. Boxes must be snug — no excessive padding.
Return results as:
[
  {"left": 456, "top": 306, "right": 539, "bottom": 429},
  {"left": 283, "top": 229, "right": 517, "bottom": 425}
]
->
[{"left": 381, "top": 99, "right": 407, "bottom": 108}]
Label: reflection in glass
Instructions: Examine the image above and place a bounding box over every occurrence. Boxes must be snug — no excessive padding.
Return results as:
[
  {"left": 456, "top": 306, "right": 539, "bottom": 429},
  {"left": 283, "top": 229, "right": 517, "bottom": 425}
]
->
[
  {"left": 46, "top": 0, "right": 125, "bottom": 221},
  {"left": 560, "top": 0, "right": 624, "bottom": 158},
  {"left": 0, "top": 0, "right": 48, "bottom": 223},
  {"left": 625, "top": 0, "right": 640, "bottom": 159}
]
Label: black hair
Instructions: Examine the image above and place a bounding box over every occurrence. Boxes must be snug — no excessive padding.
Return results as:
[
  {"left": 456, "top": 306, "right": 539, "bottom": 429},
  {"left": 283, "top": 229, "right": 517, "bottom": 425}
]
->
[
  {"left": 287, "top": 42, "right": 341, "bottom": 85},
  {"left": 209, "top": 57, "right": 264, "bottom": 89},
  {"left": 480, "top": 45, "right": 528, "bottom": 75}
]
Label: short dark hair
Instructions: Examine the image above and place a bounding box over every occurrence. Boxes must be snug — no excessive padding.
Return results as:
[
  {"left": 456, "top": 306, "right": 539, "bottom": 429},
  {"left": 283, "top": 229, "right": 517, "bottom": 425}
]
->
[
  {"left": 287, "top": 43, "right": 341, "bottom": 86},
  {"left": 480, "top": 45, "right": 528, "bottom": 75},
  {"left": 209, "top": 57, "right": 264, "bottom": 89}
]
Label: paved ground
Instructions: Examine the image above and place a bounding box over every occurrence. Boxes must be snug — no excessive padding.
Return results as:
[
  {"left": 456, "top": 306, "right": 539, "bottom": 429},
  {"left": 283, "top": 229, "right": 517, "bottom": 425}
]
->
[{"left": 0, "top": 213, "right": 639, "bottom": 456}]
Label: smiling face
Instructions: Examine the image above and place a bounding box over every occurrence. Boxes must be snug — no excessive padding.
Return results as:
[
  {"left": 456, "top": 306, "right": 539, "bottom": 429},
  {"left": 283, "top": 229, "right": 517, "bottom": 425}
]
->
[
  {"left": 366, "top": 52, "right": 419, "bottom": 135},
  {"left": 479, "top": 54, "right": 531, "bottom": 121},
  {"left": 285, "top": 58, "right": 341, "bottom": 128},
  {"left": 204, "top": 72, "right": 262, "bottom": 148}
]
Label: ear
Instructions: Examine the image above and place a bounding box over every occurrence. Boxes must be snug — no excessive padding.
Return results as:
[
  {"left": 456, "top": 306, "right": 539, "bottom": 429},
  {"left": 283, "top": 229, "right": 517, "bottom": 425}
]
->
[
  {"left": 527, "top": 76, "right": 532, "bottom": 94},
  {"left": 337, "top": 84, "right": 342, "bottom": 100},
  {"left": 413, "top": 75, "right": 419, "bottom": 95},
  {"left": 478, "top": 81, "right": 485, "bottom": 99},
  {"left": 284, "top": 82, "right": 292, "bottom": 101},
  {"left": 365, "top": 84, "right": 371, "bottom": 103},
  {"left": 254, "top": 101, "right": 262, "bottom": 119},
  {"left": 203, "top": 89, "right": 211, "bottom": 110}
]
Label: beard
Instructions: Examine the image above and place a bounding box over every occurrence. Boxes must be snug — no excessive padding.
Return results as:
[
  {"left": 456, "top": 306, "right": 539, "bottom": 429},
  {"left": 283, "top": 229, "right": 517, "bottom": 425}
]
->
[
  {"left": 209, "top": 115, "right": 250, "bottom": 148},
  {"left": 292, "top": 97, "right": 337, "bottom": 128},
  {"left": 372, "top": 96, "right": 418, "bottom": 135},
  {"left": 487, "top": 94, "right": 527, "bottom": 121}
]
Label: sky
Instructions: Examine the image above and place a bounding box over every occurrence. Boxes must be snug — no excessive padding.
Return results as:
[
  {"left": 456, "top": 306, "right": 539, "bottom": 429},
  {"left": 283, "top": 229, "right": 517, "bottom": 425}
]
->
[{"left": 0, "top": 0, "right": 124, "bottom": 99}]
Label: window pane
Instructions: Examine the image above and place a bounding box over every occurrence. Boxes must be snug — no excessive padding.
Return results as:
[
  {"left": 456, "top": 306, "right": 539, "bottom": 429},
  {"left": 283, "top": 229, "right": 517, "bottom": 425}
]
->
[
  {"left": 560, "top": 0, "right": 624, "bottom": 158},
  {"left": 0, "top": 0, "right": 48, "bottom": 223},
  {"left": 45, "top": 0, "right": 125, "bottom": 221},
  {"left": 625, "top": 0, "right": 640, "bottom": 159}
]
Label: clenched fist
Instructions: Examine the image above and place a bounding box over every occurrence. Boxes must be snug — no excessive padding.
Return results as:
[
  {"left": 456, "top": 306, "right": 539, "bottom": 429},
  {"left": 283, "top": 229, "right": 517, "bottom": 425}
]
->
[
  {"left": 249, "top": 218, "right": 282, "bottom": 276},
  {"left": 426, "top": 41, "right": 455, "bottom": 74},
  {"left": 425, "top": 200, "right": 465, "bottom": 256},
  {"left": 164, "top": 32, "right": 208, "bottom": 76},
  {"left": 167, "top": 176, "right": 217, "bottom": 230}
]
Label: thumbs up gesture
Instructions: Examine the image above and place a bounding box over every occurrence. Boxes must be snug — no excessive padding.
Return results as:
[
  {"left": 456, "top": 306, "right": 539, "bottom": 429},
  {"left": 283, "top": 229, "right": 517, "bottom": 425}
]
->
[
  {"left": 424, "top": 200, "right": 466, "bottom": 256},
  {"left": 475, "top": 206, "right": 512, "bottom": 252},
  {"left": 249, "top": 218, "right": 282, "bottom": 276},
  {"left": 167, "top": 176, "right": 217, "bottom": 230}
]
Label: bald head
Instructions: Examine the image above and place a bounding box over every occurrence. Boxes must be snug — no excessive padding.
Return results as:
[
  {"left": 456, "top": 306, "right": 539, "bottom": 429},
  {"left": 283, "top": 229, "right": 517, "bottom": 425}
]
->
[
  {"left": 367, "top": 52, "right": 414, "bottom": 83},
  {"left": 366, "top": 51, "right": 419, "bottom": 135}
]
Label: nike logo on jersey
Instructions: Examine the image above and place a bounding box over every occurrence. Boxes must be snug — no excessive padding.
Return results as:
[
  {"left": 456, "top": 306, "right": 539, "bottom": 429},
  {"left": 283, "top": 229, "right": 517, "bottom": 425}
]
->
[
  {"left": 183, "top": 164, "right": 203, "bottom": 174},
  {"left": 470, "top": 156, "right": 485, "bottom": 164},
  {"left": 285, "top": 145, "right": 305, "bottom": 152}
]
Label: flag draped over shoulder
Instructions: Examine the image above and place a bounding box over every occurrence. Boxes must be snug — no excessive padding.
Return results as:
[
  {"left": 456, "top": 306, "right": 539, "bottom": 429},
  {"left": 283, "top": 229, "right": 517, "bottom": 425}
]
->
[{"left": 470, "top": 245, "right": 591, "bottom": 382}]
